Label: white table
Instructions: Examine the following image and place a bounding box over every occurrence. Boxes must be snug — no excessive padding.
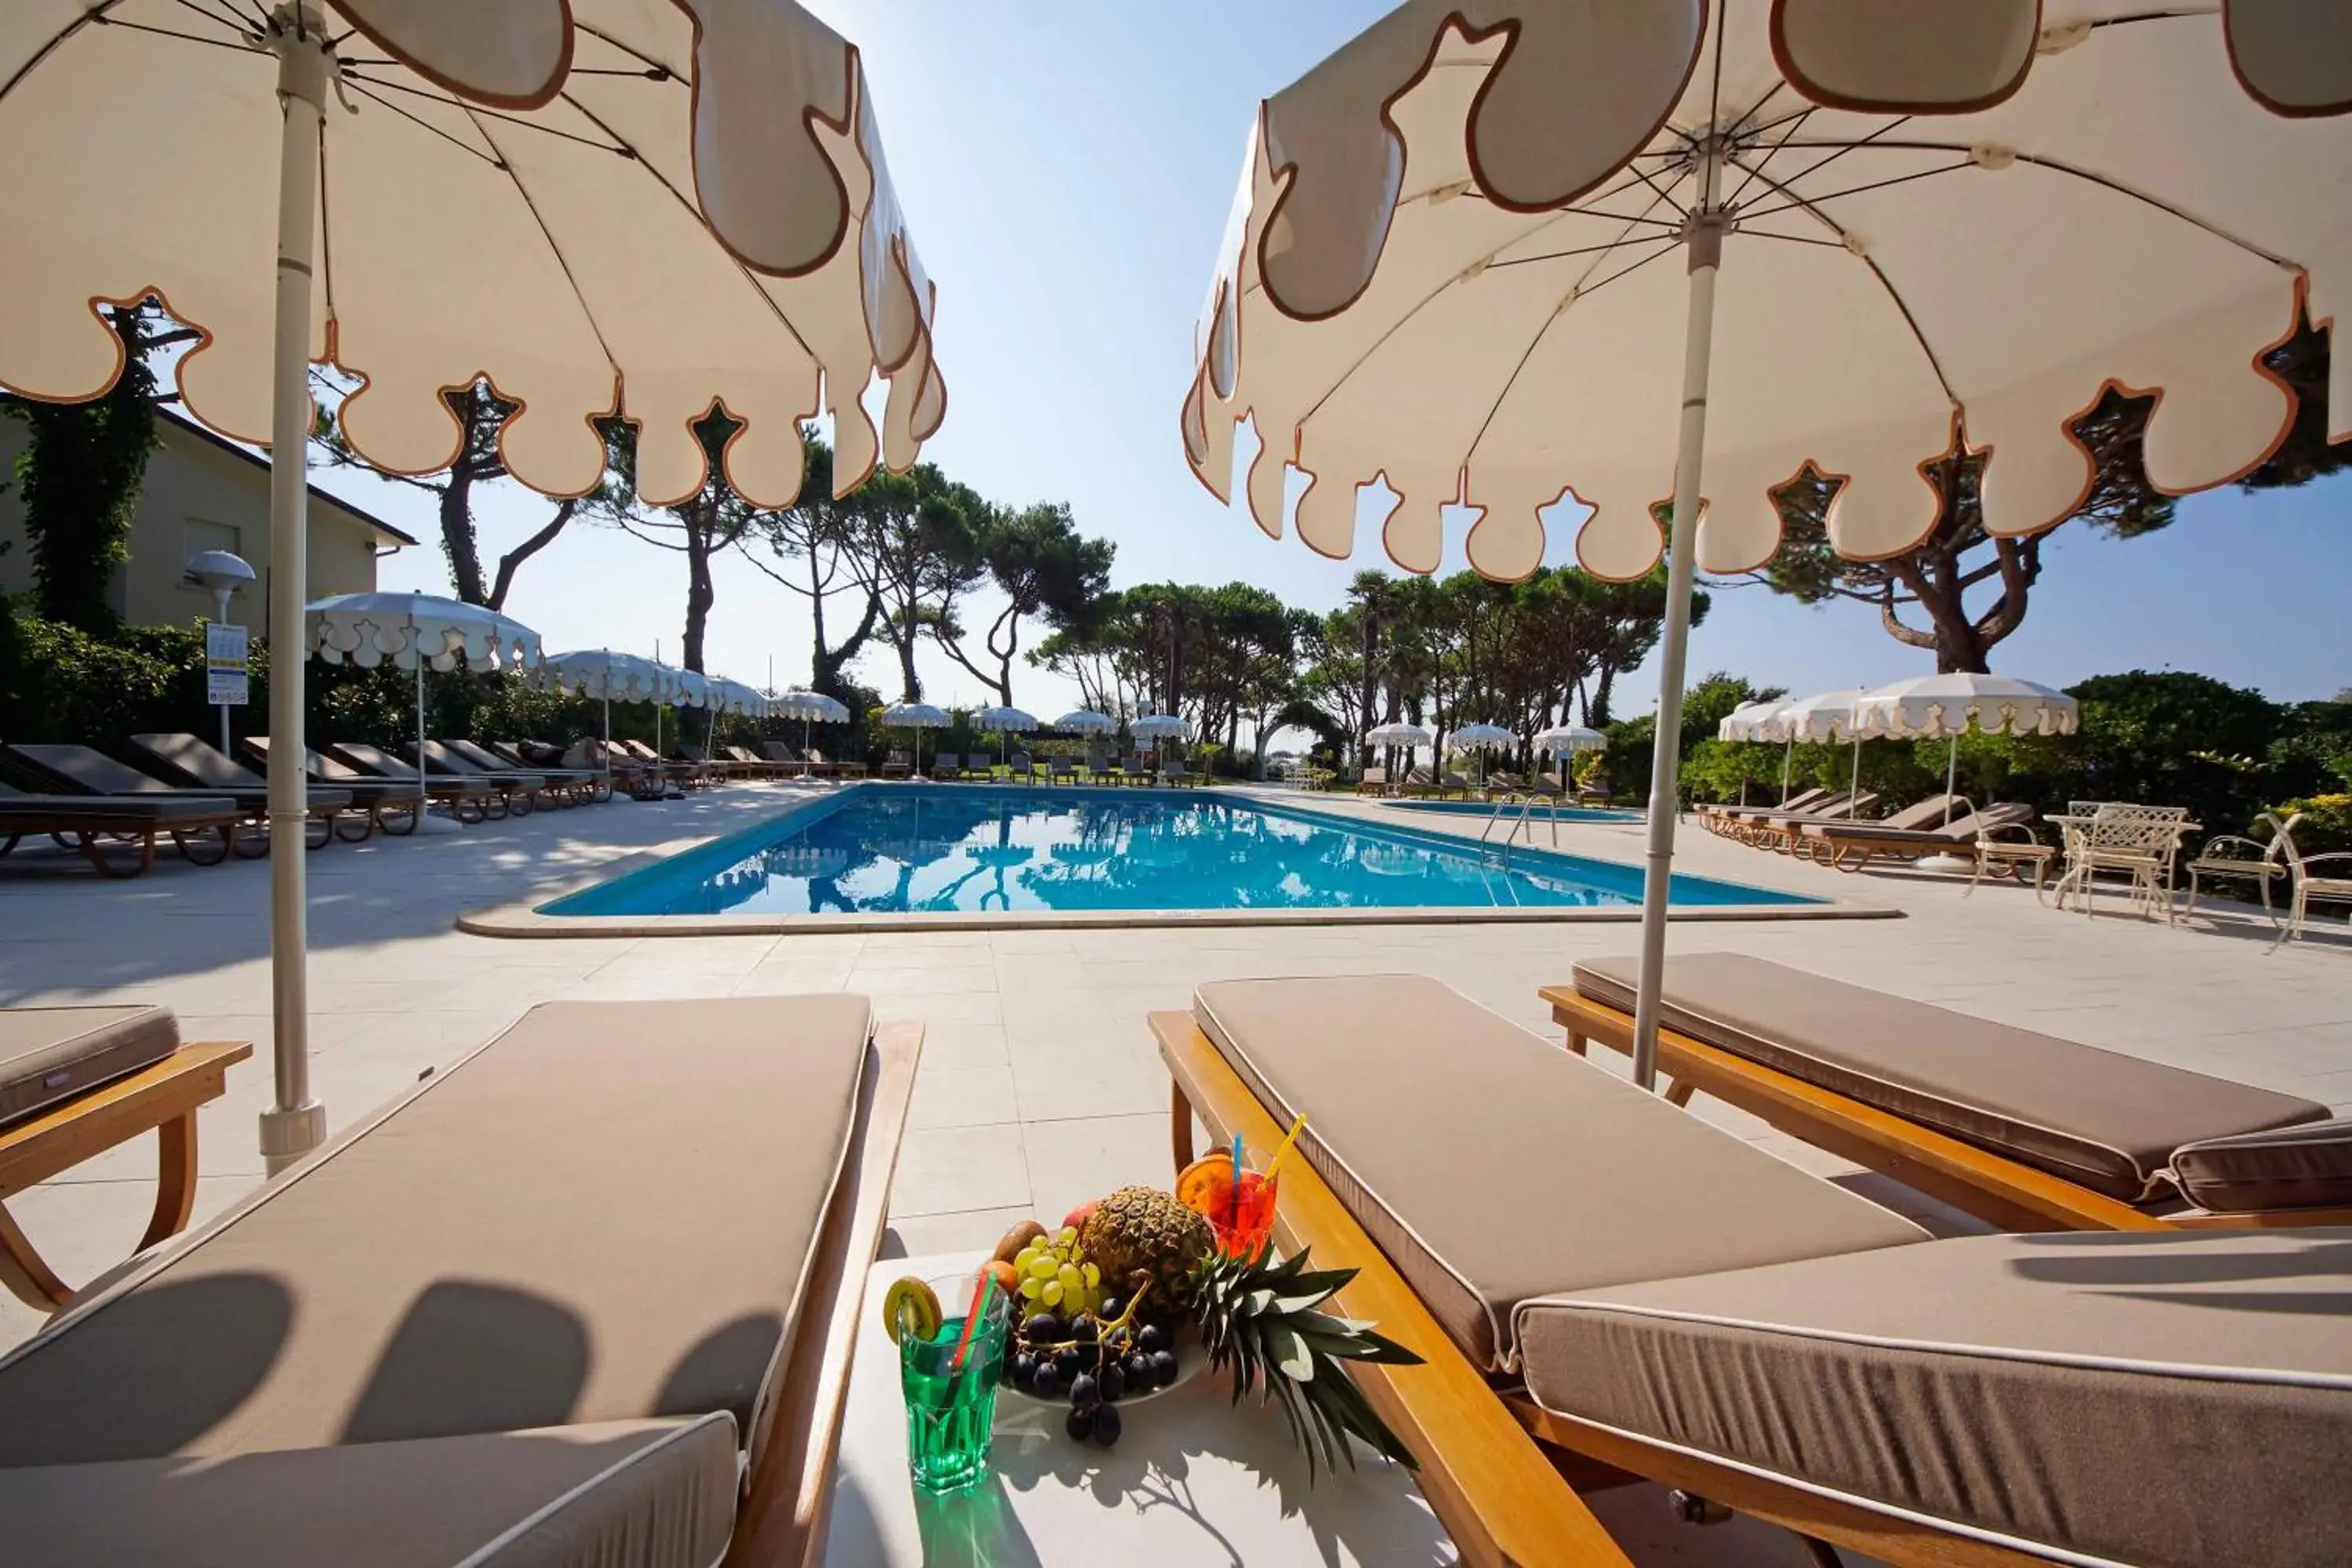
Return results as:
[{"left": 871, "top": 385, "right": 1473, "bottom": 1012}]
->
[{"left": 822, "top": 1251, "right": 1452, "bottom": 1566}]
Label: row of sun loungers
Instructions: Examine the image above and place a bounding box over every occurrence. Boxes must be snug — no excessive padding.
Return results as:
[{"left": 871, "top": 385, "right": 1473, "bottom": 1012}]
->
[
  {"left": 1157, "top": 964, "right": 2352, "bottom": 1567},
  {"left": 5, "top": 956, "right": 2345, "bottom": 1561},
  {"left": 1698, "top": 788, "right": 2062, "bottom": 886},
  {"left": 0, "top": 733, "right": 659, "bottom": 877}
]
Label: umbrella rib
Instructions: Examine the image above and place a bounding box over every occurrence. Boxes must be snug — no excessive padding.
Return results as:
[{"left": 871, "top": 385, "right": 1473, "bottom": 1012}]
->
[
  {"left": 1774, "top": 138, "right": 2296, "bottom": 267},
  {"left": 572, "top": 21, "right": 689, "bottom": 85},
  {"left": 87, "top": 15, "right": 256, "bottom": 53},
  {"left": 1722, "top": 107, "right": 1817, "bottom": 212},
  {"left": 345, "top": 82, "right": 503, "bottom": 167},
  {"left": 1722, "top": 149, "right": 1962, "bottom": 407},
  {"left": 1736, "top": 160, "right": 1976, "bottom": 223},
  {"left": 169, "top": 0, "right": 263, "bottom": 38},
  {"left": 459, "top": 108, "right": 626, "bottom": 383},
  {"left": 1461, "top": 234, "right": 1679, "bottom": 467},
  {"left": 557, "top": 93, "right": 822, "bottom": 366},
  {"left": 1, "top": 4, "right": 121, "bottom": 109},
  {"left": 347, "top": 73, "right": 630, "bottom": 157}
]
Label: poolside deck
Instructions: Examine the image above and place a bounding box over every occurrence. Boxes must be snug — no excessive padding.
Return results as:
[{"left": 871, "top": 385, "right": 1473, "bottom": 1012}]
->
[{"left": 3, "top": 780, "right": 2343, "bottom": 1562}]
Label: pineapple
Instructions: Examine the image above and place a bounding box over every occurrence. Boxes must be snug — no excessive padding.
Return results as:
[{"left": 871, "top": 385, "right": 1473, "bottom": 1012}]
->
[
  {"left": 1192, "top": 1244, "right": 1424, "bottom": 1476},
  {"left": 1078, "top": 1186, "right": 1213, "bottom": 1320}
]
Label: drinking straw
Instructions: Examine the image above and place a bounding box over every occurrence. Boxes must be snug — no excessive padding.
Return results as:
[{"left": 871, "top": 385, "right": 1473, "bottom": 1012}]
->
[
  {"left": 1265, "top": 1112, "right": 1308, "bottom": 1179},
  {"left": 1230, "top": 1131, "right": 1245, "bottom": 1229},
  {"left": 948, "top": 1271, "right": 993, "bottom": 1377}
]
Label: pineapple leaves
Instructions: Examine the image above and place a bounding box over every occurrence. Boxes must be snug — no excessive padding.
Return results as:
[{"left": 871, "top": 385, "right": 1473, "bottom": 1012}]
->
[{"left": 1189, "top": 1243, "right": 1423, "bottom": 1476}]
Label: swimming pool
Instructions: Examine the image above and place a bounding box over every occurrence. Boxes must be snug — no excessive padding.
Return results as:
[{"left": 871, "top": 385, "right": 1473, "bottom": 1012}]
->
[{"left": 539, "top": 786, "right": 1820, "bottom": 920}]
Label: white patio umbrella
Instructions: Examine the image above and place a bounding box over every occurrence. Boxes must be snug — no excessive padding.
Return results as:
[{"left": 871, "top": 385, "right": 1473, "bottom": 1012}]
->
[
  {"left": 1183, "top": 2, "right": 2347, "bottom": 1089},
  {"left": 1534, "top": 724, "right": 1607, "bottom": 794},
  {"left": 1054, "top": 710, "right": 1120, "bottom": 735},
  {"left": 1131, "top": 712, "right": 1191, "bottom": 772},
  {"left": 1451, "top": 722, "right": 1515, "bottom": 787},
  {"left": 306, "top": 592, "right": 540, "bottom": 825},
  {"left": 774, "top": 689, "right": 851, "bottom": 774},
  {"left": 1857, "top": 673, "right": 2080, "bottom": 866},
  {"left": 0, "top": 1, "right": 945, "bottom": 1167},
  {"left": 1366, "top": 720, "right": 1434, "bottom": 781},
  {"left": 1717, "top": 699, "right": 1787, "bottom": 804},
  {"left": 1773, "top": 688, "right": 1872, "bottom": 809},
  {"left": 702, "top": 677, "right": 765, "bottom": 761},
  {"left": 540, "top": 648, "right": 666, "bottom": 788},
  {"left": 972, "top": 704, "right": 1040, "bottom": 768},
  {"left": 881, "top": 702, "right": 950, "bottom": 775}
]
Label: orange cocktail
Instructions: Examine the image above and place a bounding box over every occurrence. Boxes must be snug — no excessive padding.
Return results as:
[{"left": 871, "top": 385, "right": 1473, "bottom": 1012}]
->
[{"left": 1178, "top": 1152, "right": 1279, "bottom": 1258}]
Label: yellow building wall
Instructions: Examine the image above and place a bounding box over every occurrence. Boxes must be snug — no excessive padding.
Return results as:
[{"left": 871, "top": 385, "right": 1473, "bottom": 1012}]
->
[{"left": 0, "top": 412, "right": 397, "bottom": 637}]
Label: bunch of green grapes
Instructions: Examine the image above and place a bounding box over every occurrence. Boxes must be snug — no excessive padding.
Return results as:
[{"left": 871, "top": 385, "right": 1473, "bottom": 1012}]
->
[{"left": 1013, "top": 1225, "right": 1102, "bottom": 1316}]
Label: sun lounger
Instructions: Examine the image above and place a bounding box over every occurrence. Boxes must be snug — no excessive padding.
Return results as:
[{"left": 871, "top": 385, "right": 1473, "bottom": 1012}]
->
[
  {"left": 1160, "top": 757, "right": 1204, "bottom": 786},
  {"left": 615, "top": 738, "right": 708, "bottom": 789},
  {"left": 1049, "top": 757, "right": 1080, "bottom": 784},
  {"left": 930, "top": 751, "right": 963, "bottom": 781},
  {"left": 1436, "top": 768, "right": 1477, "bottom": 798},
  {"left": 0, "top": 783, "right": 245, "bottom": 878},
  {"left": 1156, "top": 977, "right": 1926, "bottom": 1564},
  {"left": 811, "top": 747, "right": 862, "bottom": 779},
  {"left": 442, "top": 738, "right": 608, "bottom": 804},
  {"left": 723, "top": 743, "right": 789, "bottom": 779},
  {"left": 0, "top": 1007, "right": 249, "bottom": 1309},
  {"left": 2, "top": 742, "right": 349, "bottom": 852},
  {"left": 1702, "top": 786, "right": 1829, "bottom": 834},
  {"left": 0, "top": 993, "right": 921, "bottom": 1567},
  {"left": 878, "top": 749, "right": 911, "bottom": 780},
  {"left": 1356, "top": 767, "right": 1389, "bottom": 795},
  {"left": 408, "top": 739, "right": 558, "bottom": 815},
  {"left": 1729, "top": 789, "right": 1875, "bottom": 847},
  {"left": 1799, "top": 800, "right": 2042, "bottom": 877},
  {"left": 131, "top": 732, "right": 423, "bottom": 840},
  {"left": 1512, "top": 1228, "right": 2352, "bottom": 1568},
  {"left": 1547, "top": 953, "right": 2350, "bottom": 1231},
  {"left": 1160, "top": 975, "right": 2352, "bottom": 1567},
  {"left": 241, "top": 736, "right": 495, "bottom": 825}
]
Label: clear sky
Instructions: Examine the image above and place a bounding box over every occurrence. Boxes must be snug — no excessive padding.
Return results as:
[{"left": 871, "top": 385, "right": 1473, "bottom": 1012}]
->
[{"left": 328, "top": 1, "right": 2350, "bottom": 723}]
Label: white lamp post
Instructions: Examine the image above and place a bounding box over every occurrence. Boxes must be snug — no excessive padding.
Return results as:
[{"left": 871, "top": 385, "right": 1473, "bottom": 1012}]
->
[{"left": 185, "top": 549, "right": 256, "bottom": 755}]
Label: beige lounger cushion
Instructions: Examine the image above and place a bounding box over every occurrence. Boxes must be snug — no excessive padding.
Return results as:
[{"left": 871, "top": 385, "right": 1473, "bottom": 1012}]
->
[
  {"left": 1188, "top": 976, "right": 1925, "bottom": 1372},
  {"left": 0, "top": 1004, "right": 179, "bottom": 1125},
  {"left": 0, "top": 993, "right": 873, "bottom": 1469},
  {"left": 2172, "top": 1119, "right": 2352, "bottom": 1214},
  {"left": 1515, "top": 1229, "right": 2352, "bottom": 1568},
  {"left": 1573, "top": 953, "right": 2329, "bottom": 1201},
  {"left": 0, "top": 1414, "right": 737, "bottom": 1568}
]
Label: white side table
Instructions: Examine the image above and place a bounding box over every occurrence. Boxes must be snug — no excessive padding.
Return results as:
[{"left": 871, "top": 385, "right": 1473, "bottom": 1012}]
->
[{"left": 822, "top": 1251, "right": 1450, "bottom": 1565}]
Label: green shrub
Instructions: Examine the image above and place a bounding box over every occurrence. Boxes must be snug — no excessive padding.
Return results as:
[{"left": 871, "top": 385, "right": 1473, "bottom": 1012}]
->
[{"left": 2271, "top": 794, "right": 2352, "bottom": 856}]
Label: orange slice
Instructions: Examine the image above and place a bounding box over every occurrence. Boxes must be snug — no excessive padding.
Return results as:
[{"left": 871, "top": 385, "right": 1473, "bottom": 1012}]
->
[{"left": 1176, "top": 1152, "right": 1238, "bottom": 1220}]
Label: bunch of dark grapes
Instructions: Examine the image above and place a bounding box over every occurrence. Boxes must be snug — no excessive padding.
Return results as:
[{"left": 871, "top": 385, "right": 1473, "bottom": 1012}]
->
[{"left": 1002, "top": 1294, "right": 1181, "bottom": 1448}]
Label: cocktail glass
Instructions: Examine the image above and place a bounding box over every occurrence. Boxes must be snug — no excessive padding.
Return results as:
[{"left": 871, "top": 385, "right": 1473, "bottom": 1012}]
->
[
  {"left": 898, "top": 1270, "right": 1011, "bottom": 1495},
  {"left": 1214, "top": 1166, "right": 1280, "bottom": 1258}
]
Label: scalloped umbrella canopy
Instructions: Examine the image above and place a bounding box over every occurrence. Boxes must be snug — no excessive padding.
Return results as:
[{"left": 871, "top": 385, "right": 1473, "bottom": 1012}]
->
[
  {"left": 1052, "top": 710, "right": 1120, "bottom": 735},
  {"left": 774, "top": 690, "right": 851, "bottom": 722},
  {"left": 0, "top": 1, "right": 946, "bottom": 1170},
  {"left": 1716, "top": 699, "right": 1784, "bottom": 743},
  {"left": 1367, "top": 722, "right": 1434, "bottom": 747},
  {"left": 1185, "top": 0, "right": 2347, "bottom": 1091},
  {"left": 306, "top": 591, "right": 540, "bottom": 673},
  {"left": 1853, "top": 673, "right": 2080, "bottom": 739},
  {"left": 1451, "top": 723, "right": 1515, "bottom": 746},
  {"left": 972, "top": 706, "right": 1040, "bottom": 731},
  {"left": 1772, "top": 688, "right": 1870, "bottom": 744},
  {"left": 1, "top": 1, "right": 946, "bottom": 506},
  {"left": 542, "top": 648, "right": 667, "bottom": 704},
  {"left": 1534, "top": 724, "right": 1607, "bottom": 755},
  {"left": 1129, "top": 713, "right": 1190, "bottom": 738}
]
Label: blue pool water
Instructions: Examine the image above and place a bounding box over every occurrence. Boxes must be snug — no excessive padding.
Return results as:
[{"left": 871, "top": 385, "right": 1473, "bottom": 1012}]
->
[{"left": 544, "top": 786, "right": 1819, "bottom": 918}]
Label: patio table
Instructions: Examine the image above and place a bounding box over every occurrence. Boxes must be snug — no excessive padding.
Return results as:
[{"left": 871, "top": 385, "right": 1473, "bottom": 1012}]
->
[
  {"left": 822, "top": 1250, "right": 1447, "bottom": 1566},
  {"left": 2048, "top": 812, "right": 2200, "bottom": 920}
]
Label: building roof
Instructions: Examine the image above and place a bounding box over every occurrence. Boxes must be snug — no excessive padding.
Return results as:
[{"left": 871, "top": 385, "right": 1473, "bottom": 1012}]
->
[{"left": 154, "top": 404, "right": 419, "bottom": 548}]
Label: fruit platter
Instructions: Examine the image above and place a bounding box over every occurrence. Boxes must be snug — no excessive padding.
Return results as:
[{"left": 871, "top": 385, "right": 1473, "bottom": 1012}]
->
[{"left": 880, "top": 1123, "right": 1430, "bottom": 1475}]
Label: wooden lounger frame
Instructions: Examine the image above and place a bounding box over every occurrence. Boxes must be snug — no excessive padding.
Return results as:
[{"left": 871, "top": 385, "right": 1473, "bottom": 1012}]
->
[
  {"left": 1542, "top": 985, "right": 2352, "bottom": 1235},
  {"left": 0, "top": 807, "right": 245, "bottom": 877},
  {"left": 0, "top": 1040, "right": 252, "bottom": 1310},
  {"left": 728, "top": 1020, "right": 920, "bottom": 1568},
  {"left": 1154, "top": 1011, "right": 2061, "bottom": 1567}
]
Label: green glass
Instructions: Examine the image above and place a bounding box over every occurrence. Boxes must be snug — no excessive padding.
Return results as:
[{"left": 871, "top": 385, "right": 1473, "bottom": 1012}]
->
[{"left": 898, "top": 1275, "right": 1010, "bottom": 1495}]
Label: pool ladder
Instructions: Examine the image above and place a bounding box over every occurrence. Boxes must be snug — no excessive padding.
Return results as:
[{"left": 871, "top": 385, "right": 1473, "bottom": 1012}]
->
[{"left": 1480, "top": 791, "right": 1562, "bottom": 849}]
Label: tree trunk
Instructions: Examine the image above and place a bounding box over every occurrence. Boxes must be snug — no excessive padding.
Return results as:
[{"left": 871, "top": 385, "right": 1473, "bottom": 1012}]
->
[
  {"left": 439, "top": 438, "right": 488, "bottom": 607},
  {"left": 681, "top": 499, "right": 715, "bottom": 672},
  {"left": 485, "top": 498, "right": 575, "bottom": 612}
]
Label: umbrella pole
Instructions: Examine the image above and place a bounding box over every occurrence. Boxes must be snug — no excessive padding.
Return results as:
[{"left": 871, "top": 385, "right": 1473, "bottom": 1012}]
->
[
  {"left": 1629, "top": 157, "right": 1726, "bottom": 1094},
  {"left": 260, "top": 17, "right": 330, "bottom": 1173},
  {"left": 1779, "top": 739, "right": 1791, "bottom": 805},
  {"left": 1945, "top": 734, "right": 1960, "bottom": 801},
  {"left": 1850, "top": 737, "right": 1862, "bottom": 808}
]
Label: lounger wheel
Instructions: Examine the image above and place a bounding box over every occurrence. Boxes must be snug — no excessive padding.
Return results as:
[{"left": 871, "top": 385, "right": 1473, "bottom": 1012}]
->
[
  {"left": 305, "top": 816, "right": 334, "bottom": 851},
  {"left": 333, "top": 810, "right": 375, "bottom": 843},
  {"left": 172, "top": 826, "right": 234, "bottom": 867},
  {"left": 1668, "top": 1490, "right": 1730, "bottom": 1526},
  {"left": 509, "top": 791, "right": 534, "bottom": 817},
  {"left": 230, "top": 822, "right": 271, "bottom": 859},
  {"left": 378, "top": 801, "right": 423, "bottom": 837}
]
